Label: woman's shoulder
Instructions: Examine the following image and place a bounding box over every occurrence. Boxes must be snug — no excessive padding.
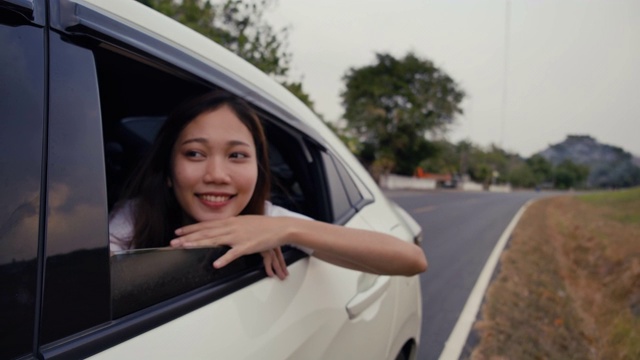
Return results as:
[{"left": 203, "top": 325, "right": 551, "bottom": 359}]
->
[
  {"left": 264, "top": 201, "right": 312, "bottom": 220},
  {"left": 109, "top": 200, "right": 136, "bottom": 251}
]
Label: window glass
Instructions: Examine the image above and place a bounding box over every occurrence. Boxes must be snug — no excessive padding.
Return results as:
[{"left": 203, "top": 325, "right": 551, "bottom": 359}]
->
[
  {"left": 40, "top": 31, "right": 111, "bottom": 345},
  {"left": 332, "top": 155, "right": 364, "bottom": 207},
  {"left": 321, "top": 152, "right": 353, "bottom": 221},
  {"left": 0, "top": 13, "right": 45, "bottom": 359}
]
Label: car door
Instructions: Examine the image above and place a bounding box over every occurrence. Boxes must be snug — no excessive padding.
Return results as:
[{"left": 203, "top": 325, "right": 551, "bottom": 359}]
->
[{"left": 0, "top": 1, "right": 47, "bottom": 359}]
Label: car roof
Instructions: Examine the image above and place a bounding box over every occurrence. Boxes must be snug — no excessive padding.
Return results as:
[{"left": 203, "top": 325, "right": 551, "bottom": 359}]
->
[{"left": 69, "top": 0, "right": 321, "bottom": 136}]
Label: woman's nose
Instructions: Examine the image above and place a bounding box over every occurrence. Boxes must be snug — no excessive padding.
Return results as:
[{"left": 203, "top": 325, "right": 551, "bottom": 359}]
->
[{"left": 203, "top": 158, "right": 231, "bottom": 183}]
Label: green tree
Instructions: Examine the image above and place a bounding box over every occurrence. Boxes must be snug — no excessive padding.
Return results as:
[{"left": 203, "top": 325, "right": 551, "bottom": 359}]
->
[
  {"left": 139, "top": 0, "right": 290, "bottom": 77},
  {"left": 341, "top": 52, "right": 465, "bottom": 176},
  {"left": 526, "top": 154, "right": 553, "bottom": 185},
  {"left": 508, "top": 163, "right": 537, "bottom": 188},
  {"left": 554, "top": 160, "right": 590, "bottom": 189},
  {"left": 138, "top": 0, "right": 321, "bottom": 115},
  {"left": 455, "top": 140, "right": 473, "bottom": 177},
  {"left": 418, "top": 140, "right": 459, "bottom": 175}
]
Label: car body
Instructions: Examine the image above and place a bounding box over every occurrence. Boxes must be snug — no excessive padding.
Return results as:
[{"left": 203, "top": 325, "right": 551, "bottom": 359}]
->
[{"left": 0, "top": 0, "right": 423, "bottom": 359}]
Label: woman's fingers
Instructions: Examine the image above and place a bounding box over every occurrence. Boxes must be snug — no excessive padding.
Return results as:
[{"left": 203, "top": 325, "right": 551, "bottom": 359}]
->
[
  {"left": 170, "top": 226, "right": 229, "bottom": 248},
  {"left": 274, "top": 247, "right": 288, "bottom": 279},
  {"left": 213, "top": 246, "right": 243, "bottom": 269},
  {"left": 261, "top": 250, "right": 276, "bottom": 278},
  {"left": 262, "top": 248, "right": 287, "bottom": 280}
]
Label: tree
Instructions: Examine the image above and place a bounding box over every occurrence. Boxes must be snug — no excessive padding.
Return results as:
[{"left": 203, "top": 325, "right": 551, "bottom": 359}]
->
[
  {"left": 554, "top": 160, "right": 589, "bottom": 189},
  {"left": 138, "top": 0, "right": 321, "bottom": 114},
  {"left": 418, "top": 140, "right": 459, "bottom": 175},
  {"left": 139, "top": 0, "right": 290, "bottom": 76},
  {"left": 341, "top": 52, "right": 465, "bottom": 176},
  {"left": 508, "top": 164, "right": 537, "bottom": 188},
  {"left": 465, "top": 144, "right": 517, "bottom": 186},
  {"left": 526, "top": 154, "right": 553, "bottom": 186}
]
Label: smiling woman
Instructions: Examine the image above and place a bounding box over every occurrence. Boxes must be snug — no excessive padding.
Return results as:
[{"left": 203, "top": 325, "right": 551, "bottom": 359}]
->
[{"left": 109, "top": 91, "right": 427, "bottom": 278}]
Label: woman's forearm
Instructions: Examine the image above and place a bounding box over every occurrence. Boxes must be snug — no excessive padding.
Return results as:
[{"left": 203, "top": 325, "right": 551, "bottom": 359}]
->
[{"left": 283, "top": 218, "right": 427, "bottom": 276}]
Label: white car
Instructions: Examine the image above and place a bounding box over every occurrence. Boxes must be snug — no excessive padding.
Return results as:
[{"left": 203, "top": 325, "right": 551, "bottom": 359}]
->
[{"left": 0, "top": 0, "right": 423, "bottom": 359}]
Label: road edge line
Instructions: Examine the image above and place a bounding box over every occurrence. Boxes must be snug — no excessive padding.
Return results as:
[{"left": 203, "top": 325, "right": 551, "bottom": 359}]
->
[{"left": 438, "top": 199, "right": 534, "bottom": 360}]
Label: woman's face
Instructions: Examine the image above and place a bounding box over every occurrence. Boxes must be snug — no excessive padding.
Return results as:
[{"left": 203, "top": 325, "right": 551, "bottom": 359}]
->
[{"left": 170, "top": 105, "right": 258, "bottom": 222}]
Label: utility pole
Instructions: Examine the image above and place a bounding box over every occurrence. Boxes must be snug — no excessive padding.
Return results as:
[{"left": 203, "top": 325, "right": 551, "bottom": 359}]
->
[{"left": 500, "top": 0, "right": 510, "bottom": 149}]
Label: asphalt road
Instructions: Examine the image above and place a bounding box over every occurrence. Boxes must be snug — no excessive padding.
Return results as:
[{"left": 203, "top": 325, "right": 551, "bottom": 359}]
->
[{"left": 386, "top": 189, "right": 553, "bottom": 360}]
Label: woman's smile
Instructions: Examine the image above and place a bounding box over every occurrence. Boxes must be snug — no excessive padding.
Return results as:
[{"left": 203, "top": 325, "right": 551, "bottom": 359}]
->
[{"left": 196, "top": 193, "right": 235, "bottom": 208}]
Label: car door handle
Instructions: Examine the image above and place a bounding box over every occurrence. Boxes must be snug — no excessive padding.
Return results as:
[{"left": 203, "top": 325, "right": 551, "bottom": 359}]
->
[{"left": 345, "top": 275, "right": 391, "bottom": 319}]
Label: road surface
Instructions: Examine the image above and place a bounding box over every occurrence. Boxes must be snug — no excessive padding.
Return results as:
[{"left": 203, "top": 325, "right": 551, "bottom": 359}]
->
[{"left": 386, "top": 189, "right": 553, "bottom": 360}]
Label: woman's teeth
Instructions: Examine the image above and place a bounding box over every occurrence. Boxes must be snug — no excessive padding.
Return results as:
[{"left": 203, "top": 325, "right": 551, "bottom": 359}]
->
[{"left": 199, "top": 195, "right": 230, "bottom": 202}]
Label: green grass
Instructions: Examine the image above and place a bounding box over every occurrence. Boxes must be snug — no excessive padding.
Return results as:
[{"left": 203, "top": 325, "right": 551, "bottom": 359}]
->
[
  {"left": 579, "top": 187, "right": 640, "bottom": 225},
  {"left": 580, "top": 187, "right": 640, "bottom": 204}
]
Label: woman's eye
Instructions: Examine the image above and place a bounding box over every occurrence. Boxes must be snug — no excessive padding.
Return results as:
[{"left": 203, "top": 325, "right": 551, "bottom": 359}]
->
[
  {"left": 185, "top": 150, "right": 205, "bottom": 158},
  {"left": 229, "top": 152, "right": 249, "bottom": 159}
]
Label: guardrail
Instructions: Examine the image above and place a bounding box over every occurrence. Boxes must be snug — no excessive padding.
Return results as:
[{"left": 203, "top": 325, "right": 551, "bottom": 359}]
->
[
  {"left": 379, "top": 174, "right": 437, "bottom": 190},
  {"left": 379, "top": 174, "right": 512, "bottom": 193}
]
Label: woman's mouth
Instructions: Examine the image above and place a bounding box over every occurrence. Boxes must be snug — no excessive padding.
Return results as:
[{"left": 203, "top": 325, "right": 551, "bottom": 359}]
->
[{"left": 198, "top": 194, "right": 232, "bottom": 203}]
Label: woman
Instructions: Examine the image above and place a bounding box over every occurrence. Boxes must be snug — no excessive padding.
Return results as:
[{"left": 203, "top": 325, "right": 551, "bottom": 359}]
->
[{"left": 109, "top": 91, "right": 427, "bottom": 279}]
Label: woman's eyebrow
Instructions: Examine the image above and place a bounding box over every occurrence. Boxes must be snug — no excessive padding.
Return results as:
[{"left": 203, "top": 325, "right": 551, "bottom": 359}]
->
[
  {"left": 227, "top": 140, "right": 252, "bottom": 147},
  {"left": 180, "top": 137, "right": 208, "bottom": 146},
  {"left": 179, "top": 138, "right": 252, "bottom": 147}
]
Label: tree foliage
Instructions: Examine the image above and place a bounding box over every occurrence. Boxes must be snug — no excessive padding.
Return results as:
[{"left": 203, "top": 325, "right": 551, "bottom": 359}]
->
[
  {"left": 138, "top": 0, "right": 320, "bottom": 114},
  {"left": 138, "top": 0, "right": 290, "bottom": 76},
  {"left": 341, "top": 53, "right": 465, "bottom": 176},
  {"left": 554, "top": 160, "right": 590, "bottom": 189},
  {"left": 526, "top": 155, "right": 553, "bottom": 185}
]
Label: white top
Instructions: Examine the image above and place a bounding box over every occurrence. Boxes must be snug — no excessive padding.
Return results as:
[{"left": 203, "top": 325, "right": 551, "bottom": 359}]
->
[{"left": 109, "top": 201, "right": 313, "bottom": 254}]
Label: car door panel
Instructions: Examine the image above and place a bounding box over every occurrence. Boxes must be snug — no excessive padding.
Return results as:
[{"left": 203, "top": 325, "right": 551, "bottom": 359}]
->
[
  {"left": 0, "top": 4, "right": 46, "bottom": 358},
  {"left": 89, "top": 214, "right": 404, "bottom": 360}
]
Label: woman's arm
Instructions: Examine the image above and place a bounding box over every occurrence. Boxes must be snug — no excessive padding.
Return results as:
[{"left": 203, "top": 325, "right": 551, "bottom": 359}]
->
[{"left": 170, "top": 216, "right": 427, "bottom": 276}]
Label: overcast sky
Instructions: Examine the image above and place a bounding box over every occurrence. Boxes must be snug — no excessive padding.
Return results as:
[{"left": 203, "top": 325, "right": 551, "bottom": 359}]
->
[{"left": 265, "top": 0, "right": 640, "bottom": 158}]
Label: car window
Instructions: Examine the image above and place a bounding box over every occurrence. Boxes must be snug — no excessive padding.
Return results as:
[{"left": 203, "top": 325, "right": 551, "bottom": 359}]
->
[
  {"left": 0, "top": 9, "right": 45, "bottom": 359},
  {"left": 88, "top": 39, "right": 327, "bottom": 316},
  {"left": 321, "top": 152, "right": 356, "bottom": 223},
  {"left": 331, "top": 153, "right": 366, "bottom": 208}
]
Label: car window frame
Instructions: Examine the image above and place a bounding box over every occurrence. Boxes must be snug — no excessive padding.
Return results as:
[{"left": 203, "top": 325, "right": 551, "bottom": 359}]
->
[
  {"left": 0, "top": 3, "right": 47, "bottom": 359},
  {"left": 37, "top": 4, "right": 341, "bottom": 359}
]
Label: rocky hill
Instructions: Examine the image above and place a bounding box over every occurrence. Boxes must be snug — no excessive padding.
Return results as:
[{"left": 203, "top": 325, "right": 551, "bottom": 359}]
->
[{"left": 538, "top": 135, "right": 640, "bottom": 188}]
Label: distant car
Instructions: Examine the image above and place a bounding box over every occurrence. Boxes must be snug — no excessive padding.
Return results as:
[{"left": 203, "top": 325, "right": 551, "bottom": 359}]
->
[{"left": 0, "top": 0, "right": 423, "bottom": 359}]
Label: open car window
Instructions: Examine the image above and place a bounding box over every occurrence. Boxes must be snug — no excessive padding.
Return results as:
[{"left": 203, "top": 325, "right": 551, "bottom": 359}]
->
[{"left": 93, "top": 39, "right": 336, "bottom": 318}]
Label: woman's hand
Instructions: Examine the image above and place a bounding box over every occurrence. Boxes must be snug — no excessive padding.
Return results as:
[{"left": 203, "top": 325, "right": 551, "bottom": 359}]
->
[
  {"left": 170, "top": 216, "right": 289, "bottom": 278},
  {"left": 260, "top": 247, "right": 288, "bottom": 280}
]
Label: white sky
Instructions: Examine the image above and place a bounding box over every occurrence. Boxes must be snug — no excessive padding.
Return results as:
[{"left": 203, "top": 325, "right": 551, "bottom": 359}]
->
[{"left": 265, "top": 0, "right": 640, "bottom": 157}]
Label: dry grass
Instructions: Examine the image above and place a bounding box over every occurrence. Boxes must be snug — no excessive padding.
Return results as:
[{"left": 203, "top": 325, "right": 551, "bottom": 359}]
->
[{"left": 469, "top": 188, "right": 640, "bottom": 360}]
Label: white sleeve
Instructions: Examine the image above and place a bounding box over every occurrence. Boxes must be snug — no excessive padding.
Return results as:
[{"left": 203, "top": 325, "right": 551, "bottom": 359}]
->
[
  {"left": 109, "top": 202, "right": 135, "bottom": 252},
  {"left": 264, "top": 201, "right": 314, "bottom": 255}
]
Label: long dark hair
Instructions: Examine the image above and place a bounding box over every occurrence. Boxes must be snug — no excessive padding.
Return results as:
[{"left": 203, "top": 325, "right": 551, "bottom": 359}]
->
[{"left": 118, "top": 91, "right": 271, "bottom": 249}]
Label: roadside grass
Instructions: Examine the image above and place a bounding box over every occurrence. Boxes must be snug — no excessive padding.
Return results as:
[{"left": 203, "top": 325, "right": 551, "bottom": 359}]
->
[{"left": 469, "top": 188, "right": 640, "bottom": 360}]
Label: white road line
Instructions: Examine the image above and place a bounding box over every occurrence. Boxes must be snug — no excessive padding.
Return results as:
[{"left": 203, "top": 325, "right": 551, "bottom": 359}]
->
[{"left": 438, "top": 199, "right": 534, "bottom": 360}]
